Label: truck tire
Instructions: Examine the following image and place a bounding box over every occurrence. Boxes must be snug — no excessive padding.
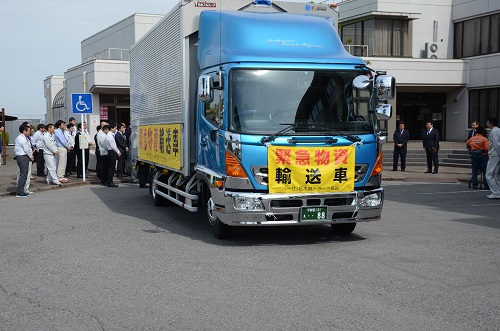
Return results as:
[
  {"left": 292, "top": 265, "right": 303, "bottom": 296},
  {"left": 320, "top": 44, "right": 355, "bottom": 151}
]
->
[
  {"left": 204, "top": 187, "right": 232, "bottom": 239},
  {"left": 152, "top": 172, "right": 166, "bottom": 207},
  {"left": 331, "top": 223, "right": 356, "bottom": 235},
  {"left": 152, "top": 185, "right": 166, "bottom": 207}
]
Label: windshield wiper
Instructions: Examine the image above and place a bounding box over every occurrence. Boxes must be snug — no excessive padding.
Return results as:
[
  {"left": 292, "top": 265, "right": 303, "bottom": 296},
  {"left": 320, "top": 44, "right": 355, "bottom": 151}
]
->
[
  {"left": 261, "top": 123, "right": 327, "bottom": 143},
  {"left": 323, "top": 128, "right": 361, "bottom": 143},
  {"left": 261, "top": 123, "right": 295, "bottom": 143},
  {"left": 308, "top": 123, "right": 361, "bottom": 143}
]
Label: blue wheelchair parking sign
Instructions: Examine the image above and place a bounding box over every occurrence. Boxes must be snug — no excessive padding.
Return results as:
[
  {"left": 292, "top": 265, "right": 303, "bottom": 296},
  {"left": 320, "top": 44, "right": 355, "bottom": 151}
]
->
[{"left": 71, "top": 93, "right": 93, "bottom": 114}]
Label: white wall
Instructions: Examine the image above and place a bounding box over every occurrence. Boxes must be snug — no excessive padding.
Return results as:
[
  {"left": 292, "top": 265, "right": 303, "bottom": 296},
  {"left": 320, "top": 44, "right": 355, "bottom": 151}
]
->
[
  {"left": 452, "top": 0, "right": 500, "bottom": 21},
  {"left": 446, "top": 87, "right": 469, "bottom": 140},
  {"left": 367, "top": 58, "right": 467, "bottom": 86},
  {"left": 81, "top": 14, "right": 163, "bottom": 62},
  {"left": 467, "top": 54, "right": 500, "bottom": 89},
  {"left": 43, "top": 75, "right": 64, "bottom": 124}
]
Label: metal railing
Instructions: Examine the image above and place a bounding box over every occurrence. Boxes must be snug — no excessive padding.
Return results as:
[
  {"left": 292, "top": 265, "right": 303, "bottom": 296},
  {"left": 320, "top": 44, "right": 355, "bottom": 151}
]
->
[
  {"left": 83, "top": 48, "right": 130, "bottom": 63},
  {"left": 343, "top": 44, "right": 369, "bottom": 57}
]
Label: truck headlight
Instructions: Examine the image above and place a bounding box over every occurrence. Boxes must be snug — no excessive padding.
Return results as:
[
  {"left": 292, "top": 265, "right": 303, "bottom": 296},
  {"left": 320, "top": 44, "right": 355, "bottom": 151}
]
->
[
  {"left": 233, "top": 197, "right": 265, "bottom": 211},
  {"left": 360, "top": 192, "right": 382, "bottom": 207}
]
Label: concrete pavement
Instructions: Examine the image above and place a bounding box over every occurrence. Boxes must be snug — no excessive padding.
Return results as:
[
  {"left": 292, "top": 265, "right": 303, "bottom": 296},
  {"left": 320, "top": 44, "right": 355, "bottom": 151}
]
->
[{"left": 0, "top": 143, "right": 475, "bottom": 198}]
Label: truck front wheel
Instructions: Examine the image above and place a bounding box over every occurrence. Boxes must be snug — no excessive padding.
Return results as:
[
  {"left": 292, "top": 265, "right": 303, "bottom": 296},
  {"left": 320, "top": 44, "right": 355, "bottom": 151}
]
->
[
  {"left": 331, "top": 223, "right": 356, "bottom": 236},
  {"left": 204, "top": 188, "right": 232, "bottom": 239}
]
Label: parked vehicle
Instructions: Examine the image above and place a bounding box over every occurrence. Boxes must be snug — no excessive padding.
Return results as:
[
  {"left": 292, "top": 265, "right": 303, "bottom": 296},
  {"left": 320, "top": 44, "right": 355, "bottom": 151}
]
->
[{"left": 130, "top": 0, "right": 396, "bottom": 238}]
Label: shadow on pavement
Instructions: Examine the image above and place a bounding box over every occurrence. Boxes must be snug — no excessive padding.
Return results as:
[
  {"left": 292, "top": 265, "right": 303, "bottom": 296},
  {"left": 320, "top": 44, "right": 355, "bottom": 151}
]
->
[{"left": 89, "top": 184, "right": 366, "bottom": 246}]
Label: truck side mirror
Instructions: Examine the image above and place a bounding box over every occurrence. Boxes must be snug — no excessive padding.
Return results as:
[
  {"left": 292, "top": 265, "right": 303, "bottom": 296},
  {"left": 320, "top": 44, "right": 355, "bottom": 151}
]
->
[
  {"left": 375, "top": 75, "right": 396, "bottom": 101},
  {"left": 198, "top": 75, "right": 213, "bottom": 102},
  {"left": 377, "top": 130, "right": 388, "bottom": 144},
  {"left": 375, "top": 104, "right": 392, "bottom": 120}
]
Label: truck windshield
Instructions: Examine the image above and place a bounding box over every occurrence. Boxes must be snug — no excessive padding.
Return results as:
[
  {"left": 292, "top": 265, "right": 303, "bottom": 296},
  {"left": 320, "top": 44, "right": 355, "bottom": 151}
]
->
[{"left": 229, "top": 69, "right": 374, "bottom": 135}]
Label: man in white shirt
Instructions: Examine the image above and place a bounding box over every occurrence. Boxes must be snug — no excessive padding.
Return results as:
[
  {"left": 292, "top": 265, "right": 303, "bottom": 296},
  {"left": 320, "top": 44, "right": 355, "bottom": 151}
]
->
[
  {"left": 31, "top": 124, "right": 46, "bottom": 176},
  {"left": 65, "top": 123, "right": 76, "bottom": 177},
  {"left": 82, "top": 122, "right": 93, "bottom": 172},
  {"left": 42, "top": 124, "right": 61, "bottom": 185},
  {"left": 486, "top": 117, "right": 500, "bottom": 199},
  {"left": 97, "top": 125, "right": 110, "bottom": 186},
  {"left": 105, "top": 123, "right": 121, "bottom": 187},
  {"left": 54, "top": 120, "right": 69, "bottom": 183},
  {"left": 14, "top": 123, "right": 34, "bottom": 197}
]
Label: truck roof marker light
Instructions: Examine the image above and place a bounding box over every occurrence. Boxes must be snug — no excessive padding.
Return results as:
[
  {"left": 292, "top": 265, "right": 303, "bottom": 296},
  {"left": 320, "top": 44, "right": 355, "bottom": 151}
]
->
[
  {"left": 252, "top": 0, "right": 272, "bottom": 6},
  {"left": 371, "top": 152, "right": 383, "bottom": 176},
  {"left": 226, "top": 151, "right": 248, "bottom": 178}
]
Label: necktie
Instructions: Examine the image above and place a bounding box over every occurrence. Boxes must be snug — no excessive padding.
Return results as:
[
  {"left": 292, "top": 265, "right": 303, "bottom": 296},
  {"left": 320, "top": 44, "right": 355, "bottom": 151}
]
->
[{"left": 427, "top": 130, "right": 430, "bottom": 135}]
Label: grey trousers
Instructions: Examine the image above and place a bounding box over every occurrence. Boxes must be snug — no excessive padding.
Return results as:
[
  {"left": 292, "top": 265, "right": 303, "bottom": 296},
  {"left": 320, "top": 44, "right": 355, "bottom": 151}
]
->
[
  {"left": 16, "top": 155, "right": 30, "bottom": 194},
  {"left": 485, "top": 154, "right": 500, "bottom": 196}
]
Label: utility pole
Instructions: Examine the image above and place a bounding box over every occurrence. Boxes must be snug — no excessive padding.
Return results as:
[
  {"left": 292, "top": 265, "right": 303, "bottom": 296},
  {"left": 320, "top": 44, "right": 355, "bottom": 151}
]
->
[
  {"left": 82, "top": 72, "right": 87, "bottom": 181},
  {"left": 1, "top": 108, "right": 6, "bottom": 165}
]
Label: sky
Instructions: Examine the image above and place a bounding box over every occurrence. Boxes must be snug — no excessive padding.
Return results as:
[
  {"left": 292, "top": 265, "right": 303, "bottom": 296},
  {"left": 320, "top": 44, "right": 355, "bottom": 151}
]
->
[{"left": 0, "top": 0, "right": 179, "bottom": 119}]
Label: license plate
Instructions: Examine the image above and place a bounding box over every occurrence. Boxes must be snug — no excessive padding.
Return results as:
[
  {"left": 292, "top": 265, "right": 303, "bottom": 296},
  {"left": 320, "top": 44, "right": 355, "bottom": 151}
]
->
[{"left": 301, "top": 207, "right": 328, "bottom": 221}]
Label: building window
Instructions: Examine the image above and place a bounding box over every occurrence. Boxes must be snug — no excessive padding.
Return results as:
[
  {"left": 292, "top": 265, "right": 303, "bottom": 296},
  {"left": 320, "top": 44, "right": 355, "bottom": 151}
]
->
[
  {"left": 341, "top": 18, "right": 409, "bottom": 57},
  {"left": 455, "top": 13, "right": 500, "bottom": 58},
  {"left": 469, "top": 88, "right": 500, "bottom": 124}
]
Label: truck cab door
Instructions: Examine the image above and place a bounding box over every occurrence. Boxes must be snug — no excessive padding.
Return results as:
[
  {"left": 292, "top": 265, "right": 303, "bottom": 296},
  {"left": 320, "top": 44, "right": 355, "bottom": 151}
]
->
[{"left": 197, "top": 81, "right": 225, "bottom": 174}]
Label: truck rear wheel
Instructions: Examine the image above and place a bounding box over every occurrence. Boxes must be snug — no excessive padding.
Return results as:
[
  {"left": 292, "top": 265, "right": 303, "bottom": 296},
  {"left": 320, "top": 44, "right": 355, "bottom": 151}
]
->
[
  {"left": 204, "top": 188, "right": 232, "bottom": 239},
  {"left": 152, "top": 172, "right": 166, "bottom": 207},
  {"left": 152, "top": 186, "right": 166, "bottom": 207},
  {"left": 331, "top": 223, "right": 356, "bottom": 236}
]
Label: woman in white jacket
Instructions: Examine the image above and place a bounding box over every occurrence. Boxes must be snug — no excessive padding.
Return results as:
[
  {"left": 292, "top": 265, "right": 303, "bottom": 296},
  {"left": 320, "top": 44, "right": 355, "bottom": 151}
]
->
[{"left": 42, "top": 124, "right": 61, "bottom": 186}]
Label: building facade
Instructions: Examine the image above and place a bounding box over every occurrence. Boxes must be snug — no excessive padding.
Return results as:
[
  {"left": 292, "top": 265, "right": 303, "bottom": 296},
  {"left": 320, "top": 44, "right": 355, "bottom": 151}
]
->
[
  {"left": 338, "top": 0, "right": 500, "bottom": 141},
  {"left": 43, "top": 13, "right": 163, "bottom": 136}
]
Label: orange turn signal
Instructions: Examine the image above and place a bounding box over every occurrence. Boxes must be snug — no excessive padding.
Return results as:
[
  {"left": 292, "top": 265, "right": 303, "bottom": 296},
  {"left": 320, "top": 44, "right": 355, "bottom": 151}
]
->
[
  {"left": 225, "top": 151, "right": 247, "bottom": 178},
  {"left": 371, "top": 152, "right": 383, "bottom": 176}
]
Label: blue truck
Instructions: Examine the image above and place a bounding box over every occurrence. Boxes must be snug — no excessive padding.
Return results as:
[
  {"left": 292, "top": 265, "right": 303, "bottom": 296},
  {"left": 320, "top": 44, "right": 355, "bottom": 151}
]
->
[{"left": 130, "top": 0, "right": 395, "bottom": 238}]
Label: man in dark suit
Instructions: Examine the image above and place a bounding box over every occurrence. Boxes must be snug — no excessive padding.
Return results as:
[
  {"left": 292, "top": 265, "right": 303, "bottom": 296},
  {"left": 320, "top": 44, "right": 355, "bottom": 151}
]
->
[
  {"left": 423, "top": 121, "right": 440, "bottom": 174},
  {"left": 392, "top": 121, "right": 410, "bottom": 171},
  {"left": 115, "top": 123, "right": 129, "bottom": 178},
  {"left": 467, "top": 121, "right": 479, "bottom": 149}
]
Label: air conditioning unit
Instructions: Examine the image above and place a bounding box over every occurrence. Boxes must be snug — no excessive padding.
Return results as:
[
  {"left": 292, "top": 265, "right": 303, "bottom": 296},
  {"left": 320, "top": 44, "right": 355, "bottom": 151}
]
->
[{"left": 425, "top": 41, "right": 446, "bottom": 59}]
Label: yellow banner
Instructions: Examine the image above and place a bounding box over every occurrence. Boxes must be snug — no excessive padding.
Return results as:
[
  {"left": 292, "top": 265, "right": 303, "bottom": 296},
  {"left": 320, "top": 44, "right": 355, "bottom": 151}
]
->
[
  {"left": 138, "top": 124, "right": 182, "bottom": 170},
  {"left": 268, "top": 145, "right": 355, "bottom": 194}
]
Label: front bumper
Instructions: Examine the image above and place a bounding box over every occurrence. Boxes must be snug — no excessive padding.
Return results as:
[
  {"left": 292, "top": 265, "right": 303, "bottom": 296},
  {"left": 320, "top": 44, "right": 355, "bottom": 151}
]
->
[{"left": 210, "top": 187, "right": 383, "bottom": 226}]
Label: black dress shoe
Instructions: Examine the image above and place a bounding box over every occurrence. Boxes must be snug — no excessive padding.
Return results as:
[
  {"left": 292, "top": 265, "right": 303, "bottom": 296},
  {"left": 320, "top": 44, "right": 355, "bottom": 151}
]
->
[
  {"left": 391, "top": 169, "right": 397, "bottom": 171},
  {"left": 432, "top": 169, "right": 438, "bottom": 174},
  {"left": 108, "top": 183, "right": 118, "bottom": 187},
  {"left": 425, "top": 170, "right": 432, "bottom": 173},
  {"left": 139, "top": 184, "right": 150, "bottom": 188},
  {"left": 401, "top": 169, "right": 405, "bottom": 172}
]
